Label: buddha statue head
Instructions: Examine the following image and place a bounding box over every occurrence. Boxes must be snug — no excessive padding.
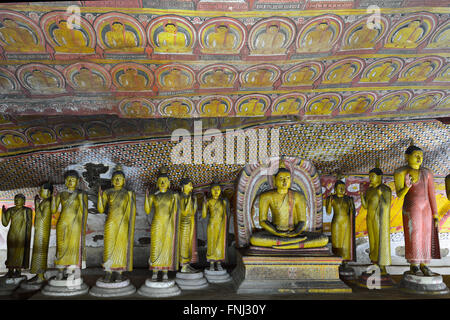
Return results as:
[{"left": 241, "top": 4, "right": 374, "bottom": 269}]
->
[
  {"left": 40, "top": 182, "right": 54, "bottom": 199},
  {"left": 164, "top": 23, "right": 177, "bottom": 34},
  {"left": 14, "top": 193, "right": 25, "bottom": 208},
  {"left": 157, "top": 166, "right": 170, "bottom": 193},
  {"left": 274, "top": 160, "right": 291, "bottom": 193},
  {"left": 64, "top": 170, "right": 80, "bottom": 191},
  {"left": 405, "top": 145, "right": 423, "bottom": 169},
  {"left": 369, "top": 167, "right": 383, "bottom": 188},
  {"left": 334, "top": 180, "right": 346, "bottom": 198},
  {"left": 210, "top": 180, "right": 222, "bottom": 200},
  {"left": 111, "top": 21, "right": 125, "bottom": 32},
  {"left": 111, "top": 165, "right": 126, "bottom": 190},
  {"left": 180, "top": 173, "right": 193, "bottom": 196}
]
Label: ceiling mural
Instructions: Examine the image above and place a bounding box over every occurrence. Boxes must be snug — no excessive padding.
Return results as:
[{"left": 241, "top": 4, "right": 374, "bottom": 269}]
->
[{"left": 0, "top": 2, "right": 446, "bottom": 121}]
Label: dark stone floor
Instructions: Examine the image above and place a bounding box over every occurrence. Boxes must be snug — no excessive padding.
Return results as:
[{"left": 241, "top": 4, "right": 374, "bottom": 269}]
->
[{"left": 1, "top": 268, "right": 450, "bottom": 301}]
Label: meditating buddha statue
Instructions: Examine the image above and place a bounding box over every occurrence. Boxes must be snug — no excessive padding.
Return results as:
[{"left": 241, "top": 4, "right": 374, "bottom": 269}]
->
[
  {"left": 245, "top": 69, "right": 273, "bottom": 87},
  {"left": 273, "top": 97, "right": 300, "bottom": 115},
  {"left": 165, "top": 101, "right": 190, "bottom": 117},
  {"left": 285, "top": 66, "right": 315, "bottom": 86},
  {"left": 399, "top": 61, "right": 434, "bottom": 82},
  {"left": 386, "top": 20, "right": 424, "bottom": 49},
  {"left": 249, "top": 161, "right": 328, "bottom": 249},
  {"left": 161, "top": 68, "right": 190, "bottom": 91},
  {"left": 105, "top": 22, "right": 139, "bottom": 52},
  {"left": 155, "top": 22, "right": 190, "bottom": 53},
  {"left": 306, "top": 98, "right": 334, "bottom": 115},
  {"left": 342, "top": 96, "right": 370, "bottom": 114},
  {"left": 202, "top": 99, "right": 228, "bottom": 117},
  {"left": 0, "top": 18, "right": 43, "bottom": 52},
  {"left": 344, "top": 23, "right": 378, "bottom": 50},
  {"left": 204, "top": 24, "right": 237, "bottom": 54},
  {"left": 299, "top": 22, "right": 333, "bottom": 53},
  {"left": 238, "top": 98, "right": 265, "bottom": 116},
  {"left": 73, "top": 67, "right": 105, "bottom": 91},
  {"left": 361, "top": 61, "right": 395, "bottom": 83},
  {"left": 53, "top": 20, "right": 94, "bottom": 54},
  {"left": 203, "top": 69, "right": 232, "bottom": 88},
  {"left": 118, "top": 68, "right": 147, "bottom": 91},
  {"left": 253, "top": 24, "right": 286, "bottom": 55},
  {"left": 324, "top": 63, "right": 355, "bottom": 84}
]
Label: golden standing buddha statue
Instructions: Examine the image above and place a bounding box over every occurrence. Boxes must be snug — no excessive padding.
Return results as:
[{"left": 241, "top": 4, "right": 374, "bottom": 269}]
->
[
  {"left": 51, "top": 170, "right": 88, "bottom": 280},
  {"left": 1, "top": 194, "right": 32, "bottom": 278},
  {"left": 179, "top": 176, "right": 198, "bottom": 273},
  {"left": 144, "top": 167, "right": 180, "bottom": 281},
  {"left": 249, "top": 162, "right": 328, "bottom": 249},
  {"left": 97, "top": 166, "right": 136, "bottom": 282},
  {"left": 360, "top": 167, "right": 392, "bottom": 274},
  {"left": 202, "top": 182, "right": 229, "bottom": 271},
  {"left": 325, "top": 180, "right": 356, "bottom": 266},
  {"left": 27, "top": 183, "right": 53, "bottom": 284}
]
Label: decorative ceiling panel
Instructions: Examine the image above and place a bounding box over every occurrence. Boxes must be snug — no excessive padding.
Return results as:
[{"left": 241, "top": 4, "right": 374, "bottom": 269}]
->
[{"left": 0, "top": 2, "right": 446, "bottom": 120}]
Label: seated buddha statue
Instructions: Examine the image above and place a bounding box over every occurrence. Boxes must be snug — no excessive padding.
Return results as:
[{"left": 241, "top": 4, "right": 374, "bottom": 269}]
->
[
  {"left": 342, "top": 96, "right": 370, "bottom": 114},
  {"left": 0, "top": 18, "right": 43, "bottom": 52},
  {"left": 105, "top": 22, "right": 139, "bottom": 52},
  {"left": 250, "top": 161, "right": 329, "bottom": 249},
  {"left": 245, "top": 69, "right": 273, "bottom": 87},
  {"left": 306, "top": 98, "right": 334, "bottom": 115},
  {"left": 203, "top": 69, "right": 232, "bottom": 88},
  {"left": 118, "top": 68, "right": 147, "bottom": 91},
  {"left": 204, "top": 24, "right": 237, "bottom": 54},
  {"left": 324, "top": 63, "right": 355, "bottom": 84},
  {"left": 298, "top": 22, "right": 333, "bottom": 53},
  {"left": 427, "top": 28, "right": 450, "bottom": 49},
  {"left": 344, "top": 23, "right": 378, "bottom": 50},
  {"left": 238, "top": 98, "right": 265, "bottom": 116},
  {"left": 285, "top": 66, "right": 315, "bottom": 86},
  {"left": 126, "top": 101, "right": 150, "bottom": 117},
  {"left": 361, "top": 61, "right": 395, "bottom": 83},
  {"left": 165, "top": 101, "right": 190, "bottom": 117},
  {"left": 253, "top": 24, "right": 286, "bottom": 55},
  {"left": 53, "top": 20, "right": 94, "bottom": 54},
  {"left": 155, "top": 22, "right": 190, "bottom": 53},
  {"left": 272, "top": 97, "right": 300, "bottom": 115},
  {"left": 377, "top": 95, "right": 403, "bottom": 112},
  {"left": 408, "top": 95, "right": 437, "bottom": 110},
  {"left": 73, "top": 67, "right": 105, "bottom": 91},
  {"left": 161, "top": 68, "right": 190, "bottom": 90},
  {"left": 399, "top": 61, "right": 434, "bottom": 82},
  {"left": 386, "top": 20, "right": 424, "bottom": 49},
  {"left": 1, "top": 133, "right": 28, "bottom": 149},
  {"left": 27, "top": 69, "right": 61, "bottom": 94},
  {"left": 202, "top": 99, "right": 228, "bottom": 117}
]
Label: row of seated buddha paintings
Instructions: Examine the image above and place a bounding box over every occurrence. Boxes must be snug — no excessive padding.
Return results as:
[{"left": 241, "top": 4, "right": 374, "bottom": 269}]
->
[
  {"left": 0, "top": 56, "right": 448, "bottom": 96},
  {"left": 0, "top": 151, "right": 449, "bottom": 297},
  {"left": 0, "top": 11, "right": 448, "bottom": 57}
]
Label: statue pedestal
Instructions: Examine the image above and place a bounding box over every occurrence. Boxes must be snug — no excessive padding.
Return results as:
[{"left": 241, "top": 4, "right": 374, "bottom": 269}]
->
[
  {"left": 204, "top": 269, "right": 232, "bottom": 284},
  {"left": 20, "top": 278, "right": 47, "bottom": 291},
  {"left": 232, "top": 248, "right": 352, "bottom": 294},
  {"left": 41, "top": 277, "right": 89, "bottom": 297},
  {"left": 175, "top": 271, "right": 208, "bottom": 290},
  {"left": 0, "top": 276, "right": 26, "bottom": 295},
  {"left": 89, "top": 278, "right": 136, "bottom": 298},
  {"left": 339, "top": 264, "right": 356, "bottom": 280},
  {"left": 356, "top": 271, "right": 395, "bottom": 289},
  {"left": 137, "top": 279, "right": 181, "bottom": 298},
  {"left": 398, "top": 272, "right": 450, "bottom": 294}
]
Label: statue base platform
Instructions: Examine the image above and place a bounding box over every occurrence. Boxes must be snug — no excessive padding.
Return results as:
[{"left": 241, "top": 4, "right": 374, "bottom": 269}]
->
[
  {"left": 175, "top": 271, "right": 208, "bottom": 290},
  {"left": 356, "top": 272, "right": 395, "bottom": 289},
  {"left": 19, "top": 279, "right": 47, "bottom": 291},
  {"left": 204, "top": 269, "right": 232, "bottom": 283},
  {"left": 339, "top": 265, "right": 356, "bottom": 280},
  {"left": 89, "top": 278, "right": 136, "bottom": 298},
  {"left": 41, "top": 278, "right": 89, "bottom": 297},
  {"left": 232, "top": 248, "right": 351, "bottom": 294},
  {"left": 398, "top": 271, "right": 450, "bottom": 295},
  {"left": 137, "top": 279, "right": 181, "bottom": 298},
  {"left": 0, "top": 276, "right": 26, "bottom": 295}
]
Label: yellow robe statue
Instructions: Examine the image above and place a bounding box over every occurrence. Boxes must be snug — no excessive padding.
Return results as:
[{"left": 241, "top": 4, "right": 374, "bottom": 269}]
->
[
  {"left": 99, "top": 188, "right": 136, "bottom": 271},
  {"left": 1, "top": 197, "right": 32, "bottom": 271},
  {"left": 30, "top": 191, "right": 52, "bottom": 275},
  {"left": 52, "top": 186, "right": 88, "bottom": 269},
  {"left": 179, "top": 191, "right": 198, "bottom": 267},
  {"left": 202, "top": 190, "right": 229, "bottom": 263}
]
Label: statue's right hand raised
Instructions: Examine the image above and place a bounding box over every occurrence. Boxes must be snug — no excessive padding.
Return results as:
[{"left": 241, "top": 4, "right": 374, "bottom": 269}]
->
[{"left": 405, "top": 173, "right": 412, "bottom": 188}]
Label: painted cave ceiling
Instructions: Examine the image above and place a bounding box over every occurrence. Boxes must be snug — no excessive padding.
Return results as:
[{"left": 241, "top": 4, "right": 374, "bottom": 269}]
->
[{"left": 0, "top": 0, "right": 448, "bottom": 157}]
